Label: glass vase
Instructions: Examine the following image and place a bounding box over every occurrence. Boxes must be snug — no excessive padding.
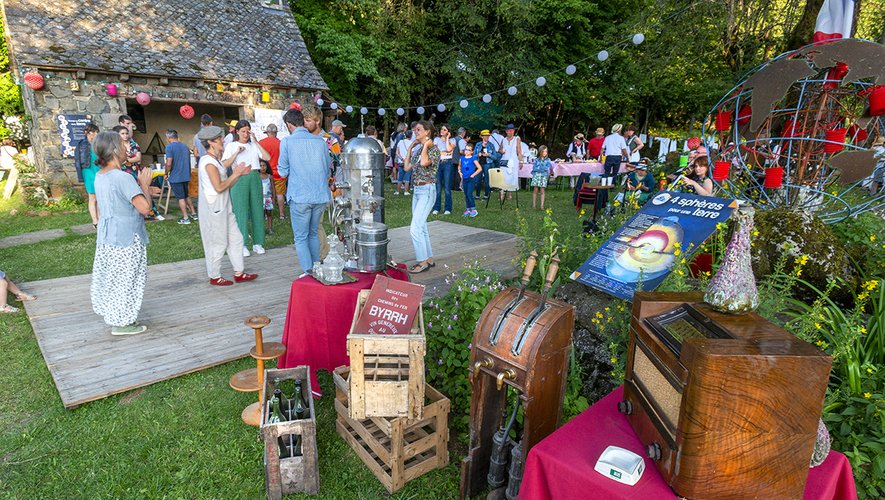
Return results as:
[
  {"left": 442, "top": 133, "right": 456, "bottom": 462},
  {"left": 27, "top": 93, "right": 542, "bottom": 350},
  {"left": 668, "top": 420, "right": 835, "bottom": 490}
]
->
[{"left": 704, "top": 205, "right": 759, "bottom": 314}]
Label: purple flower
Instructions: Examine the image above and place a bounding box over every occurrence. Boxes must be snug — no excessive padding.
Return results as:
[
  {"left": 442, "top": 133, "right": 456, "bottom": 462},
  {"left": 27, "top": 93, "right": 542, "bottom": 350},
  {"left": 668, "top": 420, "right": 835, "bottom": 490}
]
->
[
  {"left": 428, "top": 322, "right": 433, "bottom": 329},
  {"left": 438, "top": 359, "right": 443, "bottom": 365},
  {"left": 447, "top": 325, "right": 452, "bottom": 330},
  {"left": 470, "top": 285, "right": 478, "bottom": 292},
  {"left": 453, "top": 314, "right": 459, "bottom": 321},
  {"left": 468, "top": 343, "right": 472, "bottom": 350}
]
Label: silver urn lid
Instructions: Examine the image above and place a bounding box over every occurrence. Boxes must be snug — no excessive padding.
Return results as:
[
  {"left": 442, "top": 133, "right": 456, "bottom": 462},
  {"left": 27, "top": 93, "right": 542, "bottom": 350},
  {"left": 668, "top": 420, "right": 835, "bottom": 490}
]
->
[{"left": 342, "top": 135, "right": 385, "bottom": 155}]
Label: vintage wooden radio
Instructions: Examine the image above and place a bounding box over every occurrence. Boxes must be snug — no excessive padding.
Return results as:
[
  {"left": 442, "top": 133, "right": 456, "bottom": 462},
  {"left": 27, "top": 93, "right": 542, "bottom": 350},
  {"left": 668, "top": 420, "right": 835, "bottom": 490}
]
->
[
  {"left": 461, "top": 254, "right": 576, "bottom": 498},
  {"left": 621, "top": 292, "right": 832, "bottom": 498}
]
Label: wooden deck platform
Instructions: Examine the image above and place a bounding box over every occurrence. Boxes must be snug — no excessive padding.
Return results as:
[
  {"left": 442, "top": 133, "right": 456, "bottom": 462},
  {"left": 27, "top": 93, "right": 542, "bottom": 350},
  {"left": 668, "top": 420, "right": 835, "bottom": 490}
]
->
[{"left": 22, "top": 221, "right": 519, "bottom": 408}]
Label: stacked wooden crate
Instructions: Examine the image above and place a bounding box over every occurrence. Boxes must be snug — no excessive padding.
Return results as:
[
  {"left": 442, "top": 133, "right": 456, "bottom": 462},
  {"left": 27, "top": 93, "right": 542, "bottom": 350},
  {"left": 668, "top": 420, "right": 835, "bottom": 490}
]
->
[{"left": 335, "top": 289, "right": 449, "bottom": 493}]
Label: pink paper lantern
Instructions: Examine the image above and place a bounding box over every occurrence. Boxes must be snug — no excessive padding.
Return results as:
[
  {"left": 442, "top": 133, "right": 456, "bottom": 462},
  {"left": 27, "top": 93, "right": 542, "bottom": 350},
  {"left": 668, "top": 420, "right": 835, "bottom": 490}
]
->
[
  {"left": 23, "top": 71, "right": 44, "bottom": 90},
  {"left": 179, "top": 104, "right": 195, "bottom": 119},
  {"left": 136, "top": 92, "right": 151, "bottom": 106},
  {"left": 106, "top": 83, "right": 118, "bottom": 96}
]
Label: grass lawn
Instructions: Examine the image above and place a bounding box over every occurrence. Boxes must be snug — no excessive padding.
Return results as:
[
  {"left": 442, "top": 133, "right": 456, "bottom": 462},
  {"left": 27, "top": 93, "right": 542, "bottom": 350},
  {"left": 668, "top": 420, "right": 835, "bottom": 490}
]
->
[{"left": 0, "top": 182, "right": 584, "bottom": 498}]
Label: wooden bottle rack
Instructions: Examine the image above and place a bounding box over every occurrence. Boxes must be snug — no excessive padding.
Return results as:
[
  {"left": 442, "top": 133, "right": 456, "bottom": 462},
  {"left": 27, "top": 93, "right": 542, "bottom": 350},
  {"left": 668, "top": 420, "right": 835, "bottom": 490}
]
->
[{"left": 229, "top": 315, "right": 286, "bottom": 426}]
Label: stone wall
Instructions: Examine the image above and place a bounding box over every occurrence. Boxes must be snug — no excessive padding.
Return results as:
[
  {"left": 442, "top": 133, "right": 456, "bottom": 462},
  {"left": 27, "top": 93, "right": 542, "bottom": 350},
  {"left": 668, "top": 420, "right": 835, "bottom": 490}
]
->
[{"left": 21, "top": 70, "right": 315, "bottom": 189}]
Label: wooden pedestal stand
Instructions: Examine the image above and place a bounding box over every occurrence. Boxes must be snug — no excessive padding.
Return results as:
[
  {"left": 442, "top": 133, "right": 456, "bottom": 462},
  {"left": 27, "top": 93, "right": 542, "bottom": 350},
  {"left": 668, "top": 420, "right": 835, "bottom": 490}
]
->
[{"left": 229, "top": 315, "right": 286, "bottom": 426}]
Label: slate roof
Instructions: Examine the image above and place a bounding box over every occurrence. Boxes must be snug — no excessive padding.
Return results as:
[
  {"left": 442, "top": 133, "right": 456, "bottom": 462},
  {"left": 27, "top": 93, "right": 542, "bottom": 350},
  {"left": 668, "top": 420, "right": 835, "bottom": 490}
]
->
[{"left": 1, "top": 0, "right": 327, "bottom": 89}]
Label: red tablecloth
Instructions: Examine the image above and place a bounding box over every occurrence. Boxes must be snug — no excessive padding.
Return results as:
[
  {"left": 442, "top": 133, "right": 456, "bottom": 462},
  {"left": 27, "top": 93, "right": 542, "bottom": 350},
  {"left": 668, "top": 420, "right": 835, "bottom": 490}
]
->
[
  {"left": 278, "top": 267, "right": 409, "bottom": 397},
  {"left": 519, "top": 161, "right": 629, "bottom": 178},
  {"left": 520, "top": 386, "right": 857, "bottom": 500}
]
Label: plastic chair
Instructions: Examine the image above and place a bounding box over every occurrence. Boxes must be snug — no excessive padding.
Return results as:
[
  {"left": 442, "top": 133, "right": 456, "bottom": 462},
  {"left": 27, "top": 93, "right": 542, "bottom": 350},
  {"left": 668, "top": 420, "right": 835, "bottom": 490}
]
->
[{"left": 485, "top": 167, "right": 519, "bottom": 209}]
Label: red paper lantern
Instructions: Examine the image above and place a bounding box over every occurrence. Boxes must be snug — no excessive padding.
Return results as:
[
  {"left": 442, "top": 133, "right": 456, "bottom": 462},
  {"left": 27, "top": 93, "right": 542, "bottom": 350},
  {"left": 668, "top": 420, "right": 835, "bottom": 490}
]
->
[
  {"left": 737, "top": 105, "right": 752, "bottom": 126},
  {"left": 687, "top": 137, "right": 701, "bottom": 150},
  {"left": 136, "top": 92, "right": 151, "bottom": 106},
  {"left": 870, "top": 86, "right": 885, "bottom": 116},
  {"left": 847, "top": 124, "right": 868, "bottom": 144},
  {"left": 715, "top": 111, "right": 732, "bottom": 131},
  {"left": 763, "top": 167, "right": 784, "bottom": 189},
  {"left": 289, "top": 102, "right": 302, "bottom": 111},
  {"left": 23, "top": 70, "right": 44, "bottom": 90},
  {"left": 823, "top": 128, "right": 847, "bottom": 153},
  {"left": 179, "top": 104, "right": 195, "bottom": 119},
  {"left": 713, "top": 161, "right": 731, "bottom": 181}
]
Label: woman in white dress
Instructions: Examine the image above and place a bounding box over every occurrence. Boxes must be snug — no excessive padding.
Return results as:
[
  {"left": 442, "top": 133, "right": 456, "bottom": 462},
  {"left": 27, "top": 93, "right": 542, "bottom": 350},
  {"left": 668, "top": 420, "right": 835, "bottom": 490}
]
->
[{"left": 499, "top": 123, "right": 523, "bottom": 201}]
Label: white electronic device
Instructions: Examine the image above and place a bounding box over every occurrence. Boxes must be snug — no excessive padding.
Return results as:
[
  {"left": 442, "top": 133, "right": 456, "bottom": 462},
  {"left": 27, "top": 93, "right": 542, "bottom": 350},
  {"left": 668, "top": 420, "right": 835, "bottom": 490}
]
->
[{"left": 594, "top": 445, "right": 645, "bottom": 486}]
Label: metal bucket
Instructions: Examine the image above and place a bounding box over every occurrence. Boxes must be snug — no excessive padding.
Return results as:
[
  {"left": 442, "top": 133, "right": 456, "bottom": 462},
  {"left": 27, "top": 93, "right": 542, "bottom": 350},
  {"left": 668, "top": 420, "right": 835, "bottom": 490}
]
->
[{"left": 356, "top": 239, "right": 389, "bottom": 272}]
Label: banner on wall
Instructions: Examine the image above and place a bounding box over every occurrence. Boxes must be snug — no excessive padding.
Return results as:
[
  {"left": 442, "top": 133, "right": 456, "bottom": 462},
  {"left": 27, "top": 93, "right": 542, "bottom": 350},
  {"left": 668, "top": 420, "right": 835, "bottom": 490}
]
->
[
  {"left": 570, "top": 192, "right": 739, "bottom": 301},
  {"left": 57, "top": 114, "right": 93, "bottom": 158},
  {"left": 252, "top": 108, "right": 289, "bottom": 142}
]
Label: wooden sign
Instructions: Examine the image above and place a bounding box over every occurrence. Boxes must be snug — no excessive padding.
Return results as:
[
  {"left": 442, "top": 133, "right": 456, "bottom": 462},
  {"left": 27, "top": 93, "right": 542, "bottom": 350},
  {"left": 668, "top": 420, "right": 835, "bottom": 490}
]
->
[{"left": 354, "top": 275, "right": 424, "bottom": 335}]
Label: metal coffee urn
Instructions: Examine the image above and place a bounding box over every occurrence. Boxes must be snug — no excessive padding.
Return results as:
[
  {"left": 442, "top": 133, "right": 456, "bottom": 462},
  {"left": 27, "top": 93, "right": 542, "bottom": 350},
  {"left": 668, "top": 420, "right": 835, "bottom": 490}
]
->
[{"left": 337, "top": 135, "right": 390, "bottom": 272}]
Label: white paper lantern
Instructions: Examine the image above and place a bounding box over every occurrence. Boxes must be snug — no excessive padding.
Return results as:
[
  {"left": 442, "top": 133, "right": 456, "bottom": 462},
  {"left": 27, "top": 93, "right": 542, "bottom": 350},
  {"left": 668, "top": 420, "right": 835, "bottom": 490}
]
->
[
  {"left": 535, "top": 76, "right": 546, "bottom": 87},
  {"left": 459, "top": 99, "right": 469, "bottom": 108},
  {"left": 566, "top": 65, "right": 577, "bottom": 75},
  {"left": 360, "top": 107, "right": 368, "bottom": 115},
  {"left": 632, "top": 33, "right": 645, "bottom": 45},
  {"left": 396, "top": 107, "right": 405, "bottom": 116},
  {"left": 482, "top": 94, "right": 492, "bottom": 103},
  {"left": 598, "top": 50, "right": 609, "bottom": 61},
  {"left": 316, "top": 98, "right": 324, "bottom": 106},
  {"left": 330, "top": 102, "right": 338, "bottom": 110},
  {"left": 345, "top": 105, "right": 354, "bottom": 113},
  {"left": 507, "top": 86, "right": 517, "bottom": 96},
  {"left": 417, "top": 106, "right": 425, "bottom": 114},
  {"left": 437, "top": 103, "right": 446, "bottom": 112},
  {"left": 378, "top": 108, "right": 386, "bottom": 116}
]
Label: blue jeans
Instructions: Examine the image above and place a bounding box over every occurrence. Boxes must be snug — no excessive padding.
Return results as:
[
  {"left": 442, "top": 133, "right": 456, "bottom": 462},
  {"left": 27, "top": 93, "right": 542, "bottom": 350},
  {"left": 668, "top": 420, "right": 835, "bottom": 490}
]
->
[
  {"left": 433, "top": 159, "right": 453, "bottom": 212},
  {"left": 603, "top": 155, "right": 622, "bottom": 177},
  {"left": 463, "top": 175, "right": 477, "bottom": 210},
  {"left": 290, "top": 202, "right": 326, "bottom": 272},
  {"left": 410, "top": 184, "right": 436, "bottom": 262},
  {"left": 476, "top": 163, "right": 493, "bottom": 197},
  {"left": 396, "top": 162, "right": 412, "bottom": 184}
]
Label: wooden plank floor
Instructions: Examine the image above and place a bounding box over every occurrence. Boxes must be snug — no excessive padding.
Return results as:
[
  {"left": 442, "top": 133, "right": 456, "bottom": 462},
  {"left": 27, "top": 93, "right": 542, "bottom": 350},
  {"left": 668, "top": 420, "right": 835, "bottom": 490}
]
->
[{"left": 22, "top": 221, "right": 519, "bottom": 408}]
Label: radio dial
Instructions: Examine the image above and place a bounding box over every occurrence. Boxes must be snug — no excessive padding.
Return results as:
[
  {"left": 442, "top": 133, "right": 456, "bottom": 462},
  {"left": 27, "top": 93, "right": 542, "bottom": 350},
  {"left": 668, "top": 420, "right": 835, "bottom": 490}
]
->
[
  {"left": 646, "top": 442, "right": 662, "bottom": 461},
  {"left": 617, "top": 399, "right": 633, "bottom": 415}
]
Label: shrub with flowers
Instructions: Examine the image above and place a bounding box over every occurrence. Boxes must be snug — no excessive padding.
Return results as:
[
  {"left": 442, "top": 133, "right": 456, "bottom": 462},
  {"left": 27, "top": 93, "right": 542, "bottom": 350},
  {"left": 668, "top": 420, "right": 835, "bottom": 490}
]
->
[{"left": 424, "top": 262, "right": 504, "bottom": 430}]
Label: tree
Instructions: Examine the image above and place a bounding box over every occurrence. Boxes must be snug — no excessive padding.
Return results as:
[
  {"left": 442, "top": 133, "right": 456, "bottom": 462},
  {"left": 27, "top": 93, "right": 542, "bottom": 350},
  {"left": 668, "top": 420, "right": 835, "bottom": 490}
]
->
[{"left": 0, "top": 16, "right": 25, "bottom": 118}]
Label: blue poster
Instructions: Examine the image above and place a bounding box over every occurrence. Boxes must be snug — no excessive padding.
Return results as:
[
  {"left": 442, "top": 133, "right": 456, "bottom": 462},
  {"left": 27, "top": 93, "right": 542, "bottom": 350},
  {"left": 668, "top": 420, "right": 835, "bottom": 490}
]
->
[
  {"left": 57, "top": 114, "right": 93, "bottom": 158},
  {"left": 570, "top": 192, "right": 739, "bottom": 301}
]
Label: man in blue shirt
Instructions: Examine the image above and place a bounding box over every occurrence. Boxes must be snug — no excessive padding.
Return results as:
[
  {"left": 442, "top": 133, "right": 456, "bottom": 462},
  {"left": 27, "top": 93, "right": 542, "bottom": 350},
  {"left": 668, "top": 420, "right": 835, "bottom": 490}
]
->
[
  {"left": 164, "top": 129, "right": 198, "bottom": 224},
  {"left": 278, "top": 105, "right": 332, "bottom": 274}
]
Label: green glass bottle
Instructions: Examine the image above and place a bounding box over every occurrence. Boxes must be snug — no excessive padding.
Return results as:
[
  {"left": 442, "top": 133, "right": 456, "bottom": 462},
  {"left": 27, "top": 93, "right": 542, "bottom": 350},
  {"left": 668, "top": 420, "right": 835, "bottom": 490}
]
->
[
  {"left": 278, "top": 435, "right": 291, "bottom": 459},
  {"left": 268, "top": 390, "right": 287, "bottom": 423},
  {"left": 291, "top": 380, "right": 307, "bottom": 420}
]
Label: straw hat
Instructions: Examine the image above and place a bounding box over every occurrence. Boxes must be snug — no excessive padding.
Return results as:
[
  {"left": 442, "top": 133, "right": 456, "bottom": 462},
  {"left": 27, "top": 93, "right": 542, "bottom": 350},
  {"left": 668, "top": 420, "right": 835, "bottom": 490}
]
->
[
  {"left": 611, "top": 124, "right": 623, "bottom": 134},
  {"left": 574, "top": 133, "right": 585, "bottom": 141}
]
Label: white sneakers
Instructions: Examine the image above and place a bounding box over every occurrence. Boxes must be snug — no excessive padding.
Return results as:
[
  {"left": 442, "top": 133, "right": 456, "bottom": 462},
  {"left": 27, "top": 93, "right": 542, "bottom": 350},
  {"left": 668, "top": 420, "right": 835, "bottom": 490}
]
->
[
  {"left": 432, "top": 210, "right": 439, "bottom": 215},
  {"left": 243, "top": 246, "right": 251, "bottom": 257},
  {"left": 253, "top": 244, "right": 266, "bottom": 255},
  {"left": 444, "top": 211, "right": 451, "bottom": 215}
]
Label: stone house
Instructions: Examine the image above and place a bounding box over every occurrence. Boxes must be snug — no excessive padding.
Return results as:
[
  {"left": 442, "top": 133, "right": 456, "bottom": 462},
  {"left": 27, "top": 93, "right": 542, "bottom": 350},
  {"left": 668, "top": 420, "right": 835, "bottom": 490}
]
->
[{"left": 1, "top": 0, "right": 327, "bottom": 191}]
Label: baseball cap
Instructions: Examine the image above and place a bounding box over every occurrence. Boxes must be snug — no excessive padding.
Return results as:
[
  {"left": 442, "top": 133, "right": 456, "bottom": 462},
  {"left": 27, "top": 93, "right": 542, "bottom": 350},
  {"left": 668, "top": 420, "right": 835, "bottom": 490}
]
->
[
  {"left": 197, "top": 125, "right": 224, "bottom": 141},
  {"left": 505, "top": 123, "right": 516, "bottom": 130},
  {"left": 332, "top": 119, "right": 346, "bottom": 128}
]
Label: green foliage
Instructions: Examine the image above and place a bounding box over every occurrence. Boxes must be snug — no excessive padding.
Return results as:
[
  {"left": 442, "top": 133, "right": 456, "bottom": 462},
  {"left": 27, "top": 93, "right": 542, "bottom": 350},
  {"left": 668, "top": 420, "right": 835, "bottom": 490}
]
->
[
  {"left": 424, "top": 263, "right": 505, "bottom": 431},
  {"left": 822, "top": 368, "right": 885, "bottom": 499},
  {"left": 0, "top": 16, "right": 24, "bottom": 117},
  {"left": 830, "top": 213, "right": 885, "bottom": 280},
  {"left": 562, "top": 349, "right": 590, "bottom": 419}
]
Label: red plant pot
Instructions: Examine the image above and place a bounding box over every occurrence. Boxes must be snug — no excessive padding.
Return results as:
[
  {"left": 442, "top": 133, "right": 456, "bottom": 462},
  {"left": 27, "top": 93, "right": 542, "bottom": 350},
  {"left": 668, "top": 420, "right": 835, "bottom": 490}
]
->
[
  {"left": 689, "top": 253, "right": 713, "bottom": 278},
  {"left": 715, "top": 111, "right": 732, "bottom": 131},
  {"left": 870, "top": 86, "right": 885, "bottom": 116},
  {"left": 764, "top": 167, "right": 784, "bottom": 188},
  {"left": 823, "top": 128, "right": 847, "bottom": 153},
  {"left": 847, "top": 124, "right": 868, "bottom": 144},
  {"left": 737, "top": 105, "right": 752, "bottom": 126},
  {"left": 824, "top": 62, "right": 849, "bottom": 89},
  {"left": 713, "top": 161, "right": 731, "bottom": 181}
]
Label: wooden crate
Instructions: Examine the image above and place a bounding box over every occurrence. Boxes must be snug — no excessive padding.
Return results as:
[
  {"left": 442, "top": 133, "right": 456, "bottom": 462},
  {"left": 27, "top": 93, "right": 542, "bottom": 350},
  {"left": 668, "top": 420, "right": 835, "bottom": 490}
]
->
[
  {"left": 347, "top": 289, "right": 426, "bottom": 420},
  {"left": 259, "top": 366, "right": 320, "bottom": 498},
  {"left": 333, "top": 366, "right": 449, "bottom": 494}
]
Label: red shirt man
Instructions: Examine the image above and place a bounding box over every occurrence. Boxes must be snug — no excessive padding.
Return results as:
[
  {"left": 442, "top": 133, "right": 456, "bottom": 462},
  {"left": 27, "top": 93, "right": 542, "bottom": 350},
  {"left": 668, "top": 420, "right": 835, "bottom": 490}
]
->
[
  {"left": 587, "top": 127, "right": 605, "bottom": 159},
  {"left": 259, "top": 123, "right": 285, "bottom": 217}
]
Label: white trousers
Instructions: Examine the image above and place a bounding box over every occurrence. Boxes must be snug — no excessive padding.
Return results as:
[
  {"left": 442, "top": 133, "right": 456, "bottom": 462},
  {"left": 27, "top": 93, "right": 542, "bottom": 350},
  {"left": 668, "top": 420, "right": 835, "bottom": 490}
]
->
[{"left": 199, "top": 208, "right": 245, "bottom": 279}]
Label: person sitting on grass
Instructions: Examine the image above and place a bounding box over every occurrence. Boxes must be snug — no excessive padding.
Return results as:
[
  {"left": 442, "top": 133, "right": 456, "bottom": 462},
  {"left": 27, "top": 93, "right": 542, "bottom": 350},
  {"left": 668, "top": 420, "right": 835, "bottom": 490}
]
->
[
  {"left": 531, "top": 146, "right": 552, "bottom": 210},
  {"left": 0, "top": 270, "right": 35, "bottom": 313}
]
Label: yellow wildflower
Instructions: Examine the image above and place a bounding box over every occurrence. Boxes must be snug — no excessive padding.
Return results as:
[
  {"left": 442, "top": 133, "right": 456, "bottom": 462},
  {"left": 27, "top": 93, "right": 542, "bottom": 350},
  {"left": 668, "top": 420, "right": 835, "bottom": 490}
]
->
[
  {"left": 858, "top": 292, "right": 869, "bottom": 301},
  {"left": 815, "top": 323, "right": 822, "bottom": 329},
  {"left": 716, "top": 222, "right": 726, "bottom": 230},
  {"left": 579, "top": 209, "right": 586, "bottom": 216},
  {"left": 595, "top": 311, "right": 604, "bottom": 319},
  {"left": 863, "top": 280, "right": 879, "bottom": 291},
  {"left": 610, "top": 357, "right": 618, "bottom": 364},
  {"left": 868, "top": 368, "right": 874, "bottom": 374},
  {"left": 859, "top": 326, "right": 867, "bottom": 334},
  {"left": 674, "top": 248, "right": 682, "bottom": 256},
  {"left": 815, "top": 340, "right": 824, "bottom": 347},
  {"left": 795, "top": 268, "right": 802, "bottom": 277},
  {"left": 604, "top": 307, "right": 610, "bottom": 312},
  {"left": 613, "top": 200, "right": 621, "bottom": 207},
  {"left": 864, "top": 392, "right": 872, "bottom": 399},
  {"left": 752, "top": 229, "right": 760, "bottom": 237},
  {"left": 546, "top": 208, "right": 553, "bottom": 216},
  {"left": 870, "top": 234, "right": 877, "bottom": 242},
  {"left": 677, "top": 269, "right": 685, "bottom": 276},
  {"left": 680, "top": 258, "right": 686, "bottom": 264}
]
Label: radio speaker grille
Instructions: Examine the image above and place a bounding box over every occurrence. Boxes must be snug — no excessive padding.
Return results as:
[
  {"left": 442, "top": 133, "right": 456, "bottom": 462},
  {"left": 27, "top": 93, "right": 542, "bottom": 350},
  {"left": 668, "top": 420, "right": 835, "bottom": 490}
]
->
[{"left": 633, "top": 346, "right": 681, "bottom": 430}]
